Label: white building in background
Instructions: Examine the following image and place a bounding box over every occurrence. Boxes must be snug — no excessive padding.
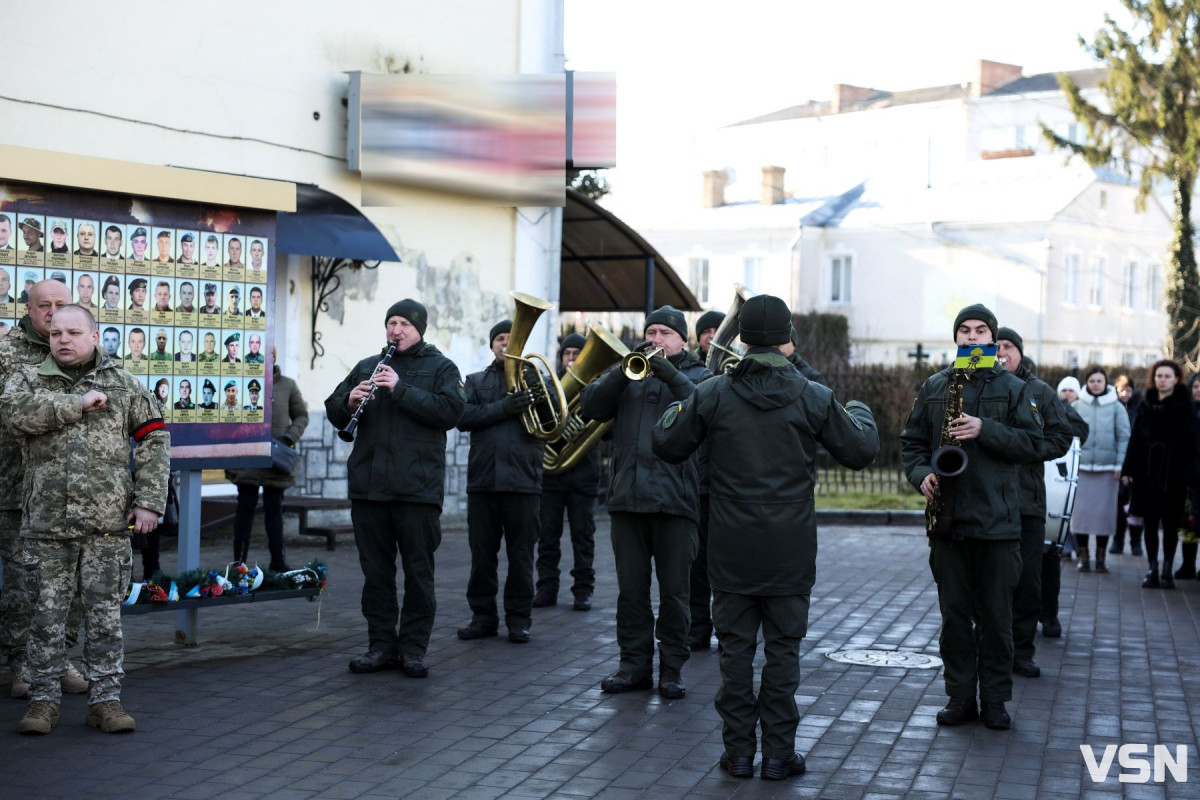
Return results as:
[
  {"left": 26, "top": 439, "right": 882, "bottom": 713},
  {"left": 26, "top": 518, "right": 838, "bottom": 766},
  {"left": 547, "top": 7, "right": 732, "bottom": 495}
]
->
[
  {"left": 631, "top": 61, "right": 1173, "bottom": 368},
  {"left": 0, "top": 1, "right": 567, "bottom": 510}
]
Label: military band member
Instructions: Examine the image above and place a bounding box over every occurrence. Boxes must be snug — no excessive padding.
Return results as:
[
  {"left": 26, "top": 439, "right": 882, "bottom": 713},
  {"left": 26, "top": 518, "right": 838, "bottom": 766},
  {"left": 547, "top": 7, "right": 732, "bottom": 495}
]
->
[
  {"left": 2, "top": 304, "right": 169, "bottom": 735},
  {"left": 533, "top": 333, "right": 599, "bottom": 611},
  {"left": 900, "top": 304, "right": 1043, "bottom": 730},
  {"left": 781, "top": 324, "right": 826, "bottom": 386},
  {"left": 995, "top": 327, "right": 1077, "bottom": 681},
  {"left": 653, "top": 294, "right": 879, "bottom": 780},
  {"left": 580, "top": 306, "right": 711, "bottom": 698},
  {"left": 693, "top": 309, "right": 724, "bottom": 365},
  {"left": 325, "top": 299, "right": 465, "bottom": 679},
  {"left": 456, "top": 320, "right": 541, "bottom": 645}
]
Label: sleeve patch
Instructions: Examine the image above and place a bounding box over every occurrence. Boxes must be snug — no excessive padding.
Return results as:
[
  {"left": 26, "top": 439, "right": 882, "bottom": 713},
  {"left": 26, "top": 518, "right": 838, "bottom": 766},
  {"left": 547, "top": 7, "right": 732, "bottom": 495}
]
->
[
  {"left": 132, "top": 418, "right": 167, "bottom": 442},
  {"left": 661, "top": 401, "right": 684, "bottom": 428}
]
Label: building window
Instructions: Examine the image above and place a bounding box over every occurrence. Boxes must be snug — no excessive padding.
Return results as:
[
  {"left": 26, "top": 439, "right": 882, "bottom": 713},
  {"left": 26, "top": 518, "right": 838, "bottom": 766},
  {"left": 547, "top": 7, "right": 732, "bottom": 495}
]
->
[
  {"left": 1146, "top": 264, "right": 1161, "bottom": 310},
  {"left": 743, "top": 256, "right": 763, "bottom": 292},
  {"left": 688, "top": 258, "right": 710, "bottom": 304},
  {"left": 1121, "top": 351, "right": 1137, "bottom": 368},
  {"left": 1145, "top": 351, "right": 1160, "bottom": 366},
  {"left": 1064, "top": 254, "right": 1081, "bottom": 305},
  {"left": 1064, "top": 349, "right": 1080, "bottom": 369},
  {"left": 1088, "top": 256, "right": 1106, "bottom": 307},
  {"left": 1122, "top": 261, "right": 1138, "bottom": 309},
  {"left": 830, "top": 255, "right": 853, "bottom": 304},
  {"left": 1088, "top": 350, "right": 1103, "bottom": 366}
]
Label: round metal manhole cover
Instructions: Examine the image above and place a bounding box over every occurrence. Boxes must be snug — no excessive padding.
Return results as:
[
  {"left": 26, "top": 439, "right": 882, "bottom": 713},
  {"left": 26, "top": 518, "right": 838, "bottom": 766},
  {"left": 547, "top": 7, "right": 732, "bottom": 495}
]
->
[{"left": 825, "top": 649, "right": 943, "bottom": 669}]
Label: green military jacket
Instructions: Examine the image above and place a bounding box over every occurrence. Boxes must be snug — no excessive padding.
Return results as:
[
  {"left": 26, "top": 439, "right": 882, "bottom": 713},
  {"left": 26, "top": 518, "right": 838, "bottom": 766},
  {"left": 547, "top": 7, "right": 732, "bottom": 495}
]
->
[
  {"left": 652, "top": 349, "right": 879, "bottom": 595},
  {"left": 0, "top": 317, "right": 51, "bottom": 512},
  {"left": 1013, "top": 359, "right": 1079, "bottom": 519},
  {"left": 0, "top": 351, "right": 171, "bottom": 539},
  {"left": 900, "top": 363, "right": 1043, "bottom": 540}
]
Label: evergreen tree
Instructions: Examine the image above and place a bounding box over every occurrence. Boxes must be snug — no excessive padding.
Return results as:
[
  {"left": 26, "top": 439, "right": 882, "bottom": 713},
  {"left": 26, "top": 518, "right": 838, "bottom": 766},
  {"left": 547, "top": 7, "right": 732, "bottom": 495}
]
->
[{"left": 1043, "top": 0, "right": 1200, "bottom": 367}]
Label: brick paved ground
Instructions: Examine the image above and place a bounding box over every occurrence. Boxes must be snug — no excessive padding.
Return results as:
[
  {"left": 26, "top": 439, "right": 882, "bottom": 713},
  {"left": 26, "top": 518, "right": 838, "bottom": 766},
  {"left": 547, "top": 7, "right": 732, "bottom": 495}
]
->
[{"left": 1, "top": 517, "right": 1197, "bottom": 799}]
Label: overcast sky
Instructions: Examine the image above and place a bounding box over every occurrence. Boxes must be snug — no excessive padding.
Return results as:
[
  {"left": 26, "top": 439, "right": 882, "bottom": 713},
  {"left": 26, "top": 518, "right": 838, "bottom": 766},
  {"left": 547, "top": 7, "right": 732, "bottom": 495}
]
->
[{"left": 564, "top": 0, "right": 1130, "bottom": 215}]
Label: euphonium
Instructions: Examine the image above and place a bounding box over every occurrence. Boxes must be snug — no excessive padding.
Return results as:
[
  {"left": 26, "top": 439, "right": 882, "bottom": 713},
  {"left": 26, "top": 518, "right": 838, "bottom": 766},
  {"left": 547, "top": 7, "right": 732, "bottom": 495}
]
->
[
  {"left": 504, "top": 291, "right": 569, "bottom": 441},
  {"left": 542, "top": 323, "right": 630, "bottom": 476},
  {"left": 706, "top": 284, "right": 754, "bottom": 374}
]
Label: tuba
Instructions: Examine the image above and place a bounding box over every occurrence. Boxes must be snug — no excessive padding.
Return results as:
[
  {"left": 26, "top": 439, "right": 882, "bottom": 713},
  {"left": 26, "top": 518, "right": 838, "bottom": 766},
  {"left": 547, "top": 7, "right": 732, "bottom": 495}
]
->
[
  {"left": 705, "top": 284, "right": 754, "bottom": 374},
  {"left": 542, "top": 323, "right": 630, "bottom": 476},
  {"left": 504, "top": 292, "right": 569, "bottom": 441}
]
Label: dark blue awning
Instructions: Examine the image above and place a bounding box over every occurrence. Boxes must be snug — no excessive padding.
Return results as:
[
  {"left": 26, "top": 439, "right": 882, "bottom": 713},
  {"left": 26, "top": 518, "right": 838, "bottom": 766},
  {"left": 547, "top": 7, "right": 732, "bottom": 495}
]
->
[{"left": 276, "top": 183, "right": 400, "bottom": 262}]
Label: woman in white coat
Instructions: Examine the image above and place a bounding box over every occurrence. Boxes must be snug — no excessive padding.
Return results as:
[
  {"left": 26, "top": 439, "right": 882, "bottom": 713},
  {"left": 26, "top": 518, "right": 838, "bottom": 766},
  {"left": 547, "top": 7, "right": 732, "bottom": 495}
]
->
[{"left": 1071, "top": 367, "right": 1131, "bottom": 573}]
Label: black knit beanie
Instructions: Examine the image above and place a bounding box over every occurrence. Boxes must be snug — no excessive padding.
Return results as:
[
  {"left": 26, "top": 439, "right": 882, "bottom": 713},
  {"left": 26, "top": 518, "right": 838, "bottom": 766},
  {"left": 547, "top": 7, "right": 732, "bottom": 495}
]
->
[
  {"left": 996, "top": 326, "right": 1023, "bottom": 355},
  {"left": 739, "top": 294, "right": 792, "bottom": 346},
  {"left": 695, "top": 309, "right": 725, "bottom": 339},
  {"left": 952, "top": 303, "right": 997, "bottom": 342},
  {"left": 644, "top": 306, "right": 688, "bottom": 342},
  {"left": 489, "top": 319, "right": 513, "bottom": 345},
  {"left": 385, "top": 299, "right": 428, "bottom": 337},
  {"left": 560, "top": 332, "right": 586, "bottom": 351}
]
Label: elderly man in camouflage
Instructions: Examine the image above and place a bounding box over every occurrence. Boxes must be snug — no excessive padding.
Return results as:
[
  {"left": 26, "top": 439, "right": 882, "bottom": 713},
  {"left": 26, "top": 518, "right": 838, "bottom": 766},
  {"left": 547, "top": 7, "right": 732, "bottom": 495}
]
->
[
  {"left": 0, "top": 280, "right": 90, "bottom": 699},
  {"left": 1, "top": 305, "right": 170, "bottom": 735}
]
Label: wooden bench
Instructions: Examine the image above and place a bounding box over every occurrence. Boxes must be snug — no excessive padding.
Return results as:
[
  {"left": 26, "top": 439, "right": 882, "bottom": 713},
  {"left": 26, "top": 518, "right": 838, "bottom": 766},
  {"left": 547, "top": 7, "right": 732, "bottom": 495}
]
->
[
  {"left": 284, "top": 497, "right": 352, "bottom": 550},
  {"left": 304, "top": 523, "right": 355, "bottom": 551}
]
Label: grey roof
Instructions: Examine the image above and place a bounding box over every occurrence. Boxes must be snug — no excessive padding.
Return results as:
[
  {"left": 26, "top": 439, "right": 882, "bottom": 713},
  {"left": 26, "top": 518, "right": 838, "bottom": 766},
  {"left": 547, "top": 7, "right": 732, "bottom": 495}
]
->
[{"left": 730, "top": 68, "right": 1108, "bottom": 128}]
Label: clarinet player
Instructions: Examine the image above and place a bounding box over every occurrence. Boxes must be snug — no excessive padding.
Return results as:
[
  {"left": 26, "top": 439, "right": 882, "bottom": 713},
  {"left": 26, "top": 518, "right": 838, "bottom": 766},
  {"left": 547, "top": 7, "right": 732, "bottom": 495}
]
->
[
  {"left": 325, "top": 300, "right": 465, "bottom": 680},
  {"left": 899, "top": 304, "right": 1042, "bottom": 731}
]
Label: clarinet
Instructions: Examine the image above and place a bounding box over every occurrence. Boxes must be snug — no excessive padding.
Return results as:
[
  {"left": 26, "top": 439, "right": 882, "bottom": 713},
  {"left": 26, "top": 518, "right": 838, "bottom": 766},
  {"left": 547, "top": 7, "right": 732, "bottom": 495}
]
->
[{"left": 338, "top": 342, "right": 398, "bottom": 442}]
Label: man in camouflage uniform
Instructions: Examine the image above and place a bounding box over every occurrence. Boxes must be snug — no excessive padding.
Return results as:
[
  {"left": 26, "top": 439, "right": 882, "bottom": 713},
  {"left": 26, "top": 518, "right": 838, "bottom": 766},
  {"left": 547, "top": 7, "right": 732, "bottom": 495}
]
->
[
  {"left": 1, "top": 305, "right": 170, "bottom": 735},
  {"left": 0, "top": 280, "right": 89, "bottom": 699}
]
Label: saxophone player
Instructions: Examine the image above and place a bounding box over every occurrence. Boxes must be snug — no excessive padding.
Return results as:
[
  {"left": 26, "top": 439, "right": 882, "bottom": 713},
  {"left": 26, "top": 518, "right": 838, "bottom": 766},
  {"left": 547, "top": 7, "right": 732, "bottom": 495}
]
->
[
  {"left": 324, "top": 300, "right": 465, "bottom": 680},
  {"left": 899, "top": 304, "right": 1043, "bottom": 731}
]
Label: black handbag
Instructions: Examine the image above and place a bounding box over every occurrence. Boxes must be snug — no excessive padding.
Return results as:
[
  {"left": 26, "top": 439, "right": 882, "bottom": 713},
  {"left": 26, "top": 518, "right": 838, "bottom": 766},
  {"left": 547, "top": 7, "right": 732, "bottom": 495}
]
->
[{"left": 271, "top": 438, "right": 300, "bottom": 474}]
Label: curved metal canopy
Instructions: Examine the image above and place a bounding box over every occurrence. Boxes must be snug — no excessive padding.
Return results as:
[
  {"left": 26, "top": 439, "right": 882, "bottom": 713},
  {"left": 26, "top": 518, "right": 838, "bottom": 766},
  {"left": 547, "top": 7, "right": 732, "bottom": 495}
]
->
[
  {"left": 276, "top": 183, "right": 400, "bottom": 262},
  {"left": 561, "top": 188, "right": 700, "bottom": 312}
]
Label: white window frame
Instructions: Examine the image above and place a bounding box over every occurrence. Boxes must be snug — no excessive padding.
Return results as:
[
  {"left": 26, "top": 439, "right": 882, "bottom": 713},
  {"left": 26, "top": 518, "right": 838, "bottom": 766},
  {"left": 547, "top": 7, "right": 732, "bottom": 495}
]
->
[
  {"left": 1146, "top": 263, "right": 1161, "bottom": 311},
  {"left": 1121, "top": 260, "right": 1138, "bottom": 310},
  {"left": 1087, "top": 350, "right": 1103, "bottom": 366},
  {"left": 1088, "top": 255, "right": 1106, "bottom": 308},
  {"left": 688, "top": 257, "right": 710, "bottom": 305},
  {"left": 829, "top": 253, "right": 853, "bottom": 305},
  {"left": 1064, "top": 349, "right": 1080, "bottom": 369},
  {"left": 1063, "top": 253, "right": 1081, "bottom": 306},
  {"left": 742, "top": 255, "right": 764, "bottom": 293}
]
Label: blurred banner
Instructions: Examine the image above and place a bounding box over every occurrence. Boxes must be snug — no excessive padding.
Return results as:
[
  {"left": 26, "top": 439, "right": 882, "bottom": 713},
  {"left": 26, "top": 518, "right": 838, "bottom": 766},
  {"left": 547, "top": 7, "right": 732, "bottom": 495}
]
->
[
  {"left": 354, "top": 73, "right": 567, "bottom": 207},
  {"left": 567, "top": 71, "right": 616, "bottom": 170}
]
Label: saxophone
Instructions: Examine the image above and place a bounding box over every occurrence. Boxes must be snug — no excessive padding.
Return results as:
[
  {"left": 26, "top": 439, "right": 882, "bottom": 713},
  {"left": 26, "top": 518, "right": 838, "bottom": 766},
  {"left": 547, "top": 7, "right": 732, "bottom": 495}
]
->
[{"left": 925, "top": 370, "right": 969, "bottom": 538}]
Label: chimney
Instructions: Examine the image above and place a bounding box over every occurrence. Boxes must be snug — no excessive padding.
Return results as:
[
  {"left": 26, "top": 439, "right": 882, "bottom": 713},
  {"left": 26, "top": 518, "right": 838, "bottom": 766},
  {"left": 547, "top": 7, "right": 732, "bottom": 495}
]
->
[
  {"left": 702, "top": 170, "right": 727, "bottom": 208},
  {"left": 972, "top": 60, "right": 1022, "bottom": 97},
  {"left": 832, "top": 84, "right": 877, "bottom": 114},
  {"left": 761, "top": 166, "right": 785, "bottom": 205}
]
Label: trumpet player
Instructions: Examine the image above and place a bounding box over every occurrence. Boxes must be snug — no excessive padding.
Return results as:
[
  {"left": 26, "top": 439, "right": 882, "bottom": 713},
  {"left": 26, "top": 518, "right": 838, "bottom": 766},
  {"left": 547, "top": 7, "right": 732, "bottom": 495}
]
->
[
  {"left": 324, "top": 300, "right": 465, "bottom": 680},
  {"left": 580, "top": 306, "right": 711, "bottom": 698},
  {"left": 899, "top": 304, "right": 1042, "bottom": 731},
  {"left": 456, "top": 320, "right": 543, "bottom": 645}
]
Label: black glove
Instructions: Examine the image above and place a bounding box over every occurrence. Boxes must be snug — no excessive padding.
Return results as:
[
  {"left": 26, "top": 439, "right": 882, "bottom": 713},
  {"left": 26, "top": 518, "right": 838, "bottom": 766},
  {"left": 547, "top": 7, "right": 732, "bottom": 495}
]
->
[
  {"left": 648, "top": 356, "right": 678, "bottom": 382},
  {"left": 502, "top": 390, "right": 535, "bottom": 416},
  {"left": 278, "top": 435, "right": 296, "bottom": 448}
]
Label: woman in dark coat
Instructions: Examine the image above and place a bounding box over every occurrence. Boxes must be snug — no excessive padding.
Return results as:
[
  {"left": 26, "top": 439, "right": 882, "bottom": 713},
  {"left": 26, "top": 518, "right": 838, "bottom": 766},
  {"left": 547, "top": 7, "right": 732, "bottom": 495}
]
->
[
  {"left": 226, "top": 351, "right": 309, "bottom": 570},
  {"left": 1122, "top": 360, "right": 1195, "bottom": 588}
]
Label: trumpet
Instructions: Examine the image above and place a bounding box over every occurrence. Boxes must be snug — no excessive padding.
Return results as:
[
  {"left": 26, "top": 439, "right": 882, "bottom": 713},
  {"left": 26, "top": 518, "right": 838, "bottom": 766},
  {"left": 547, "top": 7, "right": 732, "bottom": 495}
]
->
[
  {"left": 338, "top": 341, "right": 397, "bottom": 442},
  {"left": 622, "top": 346, "right": 664, "bottom": 381}
]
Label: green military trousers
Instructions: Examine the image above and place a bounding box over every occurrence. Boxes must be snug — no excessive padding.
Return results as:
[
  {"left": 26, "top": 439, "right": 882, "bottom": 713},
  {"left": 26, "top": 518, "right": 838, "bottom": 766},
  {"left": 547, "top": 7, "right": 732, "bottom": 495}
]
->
[
  {"left": 609, "top": 512, "right": 697, "bottom": 677},
  {"left": 929, "top": 537, "right": 1021, "bottom": 702},
  {"left": 712, "top": 590, "right": 810, "bottom": 758}
]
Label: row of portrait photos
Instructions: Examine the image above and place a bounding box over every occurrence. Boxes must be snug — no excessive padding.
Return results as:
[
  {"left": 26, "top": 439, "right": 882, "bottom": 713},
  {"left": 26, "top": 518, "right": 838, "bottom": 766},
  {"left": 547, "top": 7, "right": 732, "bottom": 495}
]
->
[
  {"left": 0, "top": 215, "right": 269, "bottom": 283},
  {"left": 137, "top": 374, "right": 266, "bottom": 424},
  {"left": 0, "top": 267, "right": 266, "bottom": 330}
]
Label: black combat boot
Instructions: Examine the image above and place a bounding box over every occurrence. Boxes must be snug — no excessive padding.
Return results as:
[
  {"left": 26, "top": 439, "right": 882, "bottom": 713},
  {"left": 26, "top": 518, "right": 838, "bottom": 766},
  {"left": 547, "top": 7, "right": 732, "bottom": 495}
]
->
[
  {"left": 1175, "top": 541, "right": 1197, "bottom": 579},
  {"left": 1142, "top": 560, "right": 1160, "bottom": 588},
  {"left": 936, "top": 697, "right": 978, "bottom": 726}
]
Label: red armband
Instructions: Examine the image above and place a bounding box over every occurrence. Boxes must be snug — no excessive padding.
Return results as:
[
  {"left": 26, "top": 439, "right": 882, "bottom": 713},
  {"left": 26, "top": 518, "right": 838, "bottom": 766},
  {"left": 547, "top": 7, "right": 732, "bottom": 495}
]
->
[{"left": 131, "top": 419, "right": 167, "bottom": 442}]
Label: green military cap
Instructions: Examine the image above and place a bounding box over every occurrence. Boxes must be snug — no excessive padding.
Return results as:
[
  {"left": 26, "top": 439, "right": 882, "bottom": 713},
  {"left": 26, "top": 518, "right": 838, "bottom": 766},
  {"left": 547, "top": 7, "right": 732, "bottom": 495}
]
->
[
  {"left": 247, "top": 379, "right": 262, "bottom": 392},
  {"left": 204, "top": 282, "right": 218, "bottom": 294},
  {"left": 224, "top": 332, "right": 240, "bottom": 346},
  {"left": 130, "top": 227, "right": 148, "bottom": 239}
]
